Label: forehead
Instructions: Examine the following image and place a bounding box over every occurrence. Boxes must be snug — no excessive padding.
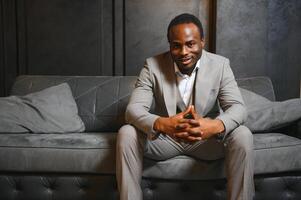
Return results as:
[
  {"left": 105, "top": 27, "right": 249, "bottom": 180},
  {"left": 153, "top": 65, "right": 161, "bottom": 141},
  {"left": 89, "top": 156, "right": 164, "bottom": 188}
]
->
[{"left": 169, "top": 23, "right": 200, "bottom": 41}]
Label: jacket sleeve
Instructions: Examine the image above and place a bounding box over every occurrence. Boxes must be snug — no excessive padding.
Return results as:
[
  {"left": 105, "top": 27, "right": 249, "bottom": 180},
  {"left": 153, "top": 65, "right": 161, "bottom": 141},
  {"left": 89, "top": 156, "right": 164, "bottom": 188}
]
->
[
  {"left": 125, "top": 62, "right": 160, "bottom": 139},
  {"left": 216, "top": 59, "right": 247, "bottom": 138}
]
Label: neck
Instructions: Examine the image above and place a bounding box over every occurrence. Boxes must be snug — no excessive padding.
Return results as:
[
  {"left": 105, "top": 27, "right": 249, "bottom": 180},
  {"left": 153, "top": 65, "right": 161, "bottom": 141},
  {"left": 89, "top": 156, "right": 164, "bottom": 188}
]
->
[{"left": 180, "top": 65, "right": 196, "bottom": 76}]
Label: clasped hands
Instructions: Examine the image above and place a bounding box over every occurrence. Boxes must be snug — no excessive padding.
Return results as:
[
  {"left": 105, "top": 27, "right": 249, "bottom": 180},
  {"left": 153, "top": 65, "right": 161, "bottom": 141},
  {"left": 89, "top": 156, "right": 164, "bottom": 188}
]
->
[{"left": 153, "top": 105, "right": 225, "bottom": 143}]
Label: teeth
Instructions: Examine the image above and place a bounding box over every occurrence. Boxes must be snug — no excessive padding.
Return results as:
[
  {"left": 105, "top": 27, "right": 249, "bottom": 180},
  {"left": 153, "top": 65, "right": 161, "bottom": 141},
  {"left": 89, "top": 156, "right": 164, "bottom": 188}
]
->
[{"left": 181, "top": 58, "right": 191, "bottom": 63}]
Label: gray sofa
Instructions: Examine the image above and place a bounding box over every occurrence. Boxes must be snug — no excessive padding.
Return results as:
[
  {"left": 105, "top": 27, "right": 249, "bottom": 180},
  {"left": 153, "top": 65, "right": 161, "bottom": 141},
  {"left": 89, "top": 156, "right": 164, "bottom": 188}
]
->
[{"left": 0, "top": 75, "right": 300, "bottom": 200}]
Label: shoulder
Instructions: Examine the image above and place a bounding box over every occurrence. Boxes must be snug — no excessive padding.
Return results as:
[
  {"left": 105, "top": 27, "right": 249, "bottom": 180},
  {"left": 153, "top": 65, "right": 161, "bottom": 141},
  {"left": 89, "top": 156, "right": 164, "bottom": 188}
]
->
[
  {"left": 145, "top": 51, "right": 173, "bottom": 74},
  {"left": 203, "top": 50, "right": 229, "bottom": 64},
  {"left": 146, "top": 51, "right": 171, "bottom": 65}
]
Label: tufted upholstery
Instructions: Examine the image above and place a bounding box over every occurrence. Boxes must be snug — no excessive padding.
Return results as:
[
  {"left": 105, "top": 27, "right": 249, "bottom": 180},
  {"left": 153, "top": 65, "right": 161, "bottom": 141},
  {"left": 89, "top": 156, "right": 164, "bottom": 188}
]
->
[
  {"left": 0, "top": 174, "right": 301, "bottom": 200},
  {"left": 0, "top": 174, "right": 119, "bottom": 200},
  {"left": 0, "top": 75, "right": 300, "bottom": 200}
]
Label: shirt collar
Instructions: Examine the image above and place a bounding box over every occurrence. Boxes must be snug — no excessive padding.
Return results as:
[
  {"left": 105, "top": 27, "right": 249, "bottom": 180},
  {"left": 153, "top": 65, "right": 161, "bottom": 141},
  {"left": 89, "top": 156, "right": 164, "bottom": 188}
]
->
[{"left": 174, "top": 58, "right": 201, "bottom": 78}]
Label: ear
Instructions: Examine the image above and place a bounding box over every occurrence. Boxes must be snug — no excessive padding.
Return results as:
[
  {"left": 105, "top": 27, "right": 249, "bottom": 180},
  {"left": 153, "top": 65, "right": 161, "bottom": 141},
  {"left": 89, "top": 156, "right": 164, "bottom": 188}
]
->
[{"left": 200, "top": 38, "right": 205, "bottom": 48}]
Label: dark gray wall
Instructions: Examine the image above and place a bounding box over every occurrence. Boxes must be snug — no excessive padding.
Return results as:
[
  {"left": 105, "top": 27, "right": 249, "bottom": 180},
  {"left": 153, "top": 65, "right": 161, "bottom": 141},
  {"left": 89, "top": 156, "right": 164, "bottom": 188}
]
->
[
  {"left": 216, "top": 0, "right": 301, "bottom": 100},
  {"left": 1, "top": 0, "right": 18, "bottom": 96},
  {"left": 19, "top": 0, "right": 113, "bottom": 75}
]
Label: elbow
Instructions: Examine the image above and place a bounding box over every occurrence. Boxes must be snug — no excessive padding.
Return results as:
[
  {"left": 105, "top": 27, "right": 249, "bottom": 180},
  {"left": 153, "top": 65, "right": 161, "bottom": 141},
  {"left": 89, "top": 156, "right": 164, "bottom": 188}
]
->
[
  {"left": 125, "top": 104, "right": 133, "bottom": 124},
  {"left": 125, "top": 104, "right": 134, "bottom": 124},
  {"left": 125, "top": 103, "right": 142, "bottom": 124}
]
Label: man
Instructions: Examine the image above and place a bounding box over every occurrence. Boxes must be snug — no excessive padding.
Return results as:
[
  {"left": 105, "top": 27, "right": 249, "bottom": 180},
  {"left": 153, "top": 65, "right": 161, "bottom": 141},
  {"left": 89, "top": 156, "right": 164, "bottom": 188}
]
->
[{"left": 116, "top": 13, "right": 254, "bottom": 200}]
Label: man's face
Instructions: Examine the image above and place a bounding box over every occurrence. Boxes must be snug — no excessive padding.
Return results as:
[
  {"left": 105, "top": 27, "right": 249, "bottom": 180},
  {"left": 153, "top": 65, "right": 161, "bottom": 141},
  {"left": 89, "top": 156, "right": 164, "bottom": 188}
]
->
[{"left": 169, "top": 23, "right": 205, "bottom": 75}]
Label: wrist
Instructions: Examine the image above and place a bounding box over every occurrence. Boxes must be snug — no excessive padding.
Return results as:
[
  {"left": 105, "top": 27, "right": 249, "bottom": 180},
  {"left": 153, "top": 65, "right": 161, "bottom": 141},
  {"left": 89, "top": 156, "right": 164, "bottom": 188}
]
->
[
  {"left": 154, "top": 117, "right": 165, "bottom": 133},
  {"left": 214, "top": 119, "right": 225, "bottom": 135}
]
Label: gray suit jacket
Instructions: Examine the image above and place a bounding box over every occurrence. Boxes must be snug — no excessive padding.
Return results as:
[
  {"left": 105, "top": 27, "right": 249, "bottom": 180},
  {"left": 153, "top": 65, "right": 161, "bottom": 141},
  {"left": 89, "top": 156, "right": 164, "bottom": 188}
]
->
[{"left": 126, "top": 50, "right": 247, "bottom": 140}]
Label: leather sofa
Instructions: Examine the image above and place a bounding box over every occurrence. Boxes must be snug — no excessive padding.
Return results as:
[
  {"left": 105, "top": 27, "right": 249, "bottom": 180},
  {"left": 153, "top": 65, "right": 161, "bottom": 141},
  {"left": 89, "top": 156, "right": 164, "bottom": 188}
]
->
[{"left": 0, "top": 75, "right": 300, "bottom": 200}]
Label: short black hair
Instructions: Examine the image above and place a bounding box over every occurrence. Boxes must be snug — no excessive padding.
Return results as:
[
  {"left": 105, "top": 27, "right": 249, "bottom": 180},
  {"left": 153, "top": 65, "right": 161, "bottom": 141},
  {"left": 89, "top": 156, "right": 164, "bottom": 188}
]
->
[{"left": 167, "top": 13, "right": 204, "bottom": 42}]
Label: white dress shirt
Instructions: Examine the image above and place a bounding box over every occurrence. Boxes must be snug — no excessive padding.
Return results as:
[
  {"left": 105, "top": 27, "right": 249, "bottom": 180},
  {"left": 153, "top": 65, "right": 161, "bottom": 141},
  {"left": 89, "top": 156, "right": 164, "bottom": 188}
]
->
[{"left": 174, "top": 59, "right": 201, "bottom": 106}]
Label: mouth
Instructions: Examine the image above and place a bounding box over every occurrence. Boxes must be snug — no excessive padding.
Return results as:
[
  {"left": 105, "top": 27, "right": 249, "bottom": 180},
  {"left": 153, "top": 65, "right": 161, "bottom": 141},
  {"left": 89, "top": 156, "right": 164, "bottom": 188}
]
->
[{"left": 179, "top": 57, "right": 193, "bottom": 65}]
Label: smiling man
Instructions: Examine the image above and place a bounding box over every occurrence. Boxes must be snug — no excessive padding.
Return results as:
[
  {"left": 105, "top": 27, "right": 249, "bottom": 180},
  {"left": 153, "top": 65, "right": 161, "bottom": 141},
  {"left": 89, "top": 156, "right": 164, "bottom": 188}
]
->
[{"left": 116, "top": 13, "right": 254, "bottom": 200}]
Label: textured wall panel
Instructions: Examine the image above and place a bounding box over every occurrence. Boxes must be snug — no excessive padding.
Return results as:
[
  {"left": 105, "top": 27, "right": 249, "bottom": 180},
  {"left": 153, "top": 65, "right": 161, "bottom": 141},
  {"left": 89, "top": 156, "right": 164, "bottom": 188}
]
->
[
  {"left": 0, "top": 0, "right": 4, "bottom": 96},
  {"left": 1, "top": 0, "right": 18, "bottom": 96},
  {"left": 114, "top": 0, "right": 125, "bottom": 75},
  {"left": 216, "top": 0, "right": 301, "bottom": 100},
  {"left": 266, "top": 0, "right": 301, "bottom": 100},
  {"left": 17, "top": 0, "right": 113, "bottom": 76},
  {"left": 216, "top": 0, "right": 268, "bottom": 78}
]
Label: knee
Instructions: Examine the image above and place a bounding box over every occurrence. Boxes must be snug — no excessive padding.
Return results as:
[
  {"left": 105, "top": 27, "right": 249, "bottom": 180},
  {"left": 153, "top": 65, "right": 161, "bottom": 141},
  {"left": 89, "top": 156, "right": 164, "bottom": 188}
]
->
[
  {"left": 117, "top": 124, "right": 141, "bottom": 149},
  {"left": 227, "top": 125, "right": 253, "bottom": 153}
]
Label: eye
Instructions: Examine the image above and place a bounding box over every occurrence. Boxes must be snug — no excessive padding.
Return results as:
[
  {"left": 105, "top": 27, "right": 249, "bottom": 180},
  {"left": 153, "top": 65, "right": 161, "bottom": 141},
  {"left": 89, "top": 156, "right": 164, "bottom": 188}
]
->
[
  {"left": 171, "top": 43, "right": 181, "bottom": 49},
  {"left": 187, "top": 41, "right": 196, "bottom": 48}
]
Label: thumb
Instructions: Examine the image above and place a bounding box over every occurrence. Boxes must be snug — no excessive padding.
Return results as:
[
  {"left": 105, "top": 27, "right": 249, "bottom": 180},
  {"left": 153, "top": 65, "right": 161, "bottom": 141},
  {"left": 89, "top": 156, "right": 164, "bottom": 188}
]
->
[
  {"left": 191, "top": 105, "right": 196, "bottom": 113},
  {"left": 183, "top": 105, "right": 193, "bottom": 115},
  {"left": 191, "top": 105, "right": 199, "bottom": 119}
]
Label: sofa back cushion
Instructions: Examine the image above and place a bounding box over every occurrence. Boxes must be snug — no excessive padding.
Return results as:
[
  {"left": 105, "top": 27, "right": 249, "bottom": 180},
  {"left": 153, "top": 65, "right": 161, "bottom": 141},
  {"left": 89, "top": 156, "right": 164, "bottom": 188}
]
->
[
  {"left": 10, "top": 76, "right": 137, "bottom": 132},
  {"left": 236, "top": 76, "right": 276, "bottom": 101},
  {"left": 10, "top": 76, "right": 276, "bottom": 132}
]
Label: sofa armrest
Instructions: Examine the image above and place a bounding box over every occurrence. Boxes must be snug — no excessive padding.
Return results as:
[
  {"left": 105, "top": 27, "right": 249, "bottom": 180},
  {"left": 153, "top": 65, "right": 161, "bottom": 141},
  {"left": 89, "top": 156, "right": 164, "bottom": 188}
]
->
[{"left": 297, "top": 120, "right": 301, "bottom": 139}]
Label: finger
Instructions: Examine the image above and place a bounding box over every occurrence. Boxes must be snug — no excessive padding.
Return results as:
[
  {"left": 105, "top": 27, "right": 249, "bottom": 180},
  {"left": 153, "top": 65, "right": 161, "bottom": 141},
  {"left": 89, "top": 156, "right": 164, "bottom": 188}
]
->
[
  {"left": 182, "top": 105, "right": 192, "bottom": 116},
  {"left": 188, "top": 129, "right": 203, "bottom": 137},
  {"left": 191, "top": 105, "right": 198, "bottom": 119},
  {"left": 178, "top": 118, "right": 191, "bottom": 123},
  {"left": 191, "top": 105, "right": 196, "bottom": 113},
  {"left": 186, "top": 105, "right": 193, "bottom": 112},
  {"left": 175, "top": 123, "right": 188, "bottom": 130},
  {"left": 174, "top": 132, "right": 189, "bottom": 138},
  {"left": 186, "top": 136, "right": 202, "bottom": 142},
  {"left": 188, "top": 119, "right": 200, "bottom": 126}
]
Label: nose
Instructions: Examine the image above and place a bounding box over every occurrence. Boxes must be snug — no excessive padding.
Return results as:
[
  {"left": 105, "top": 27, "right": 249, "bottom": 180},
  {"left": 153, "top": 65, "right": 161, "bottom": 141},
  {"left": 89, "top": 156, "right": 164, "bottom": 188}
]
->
[{"left": 180, "top": 46, "right": 188, "bottom": 56}]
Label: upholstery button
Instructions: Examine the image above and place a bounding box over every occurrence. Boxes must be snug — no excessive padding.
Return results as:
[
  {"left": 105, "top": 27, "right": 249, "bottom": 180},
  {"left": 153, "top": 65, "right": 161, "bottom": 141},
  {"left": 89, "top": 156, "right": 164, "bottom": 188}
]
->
[
  {"left": 143, "top": 188, "right": 153, "bottom": 197},
  {"left": 149, "top": 182, "right": 156, "bottom": 190},
  {"left": 42, "top": 177, "right": 57, "bottom": 190}
]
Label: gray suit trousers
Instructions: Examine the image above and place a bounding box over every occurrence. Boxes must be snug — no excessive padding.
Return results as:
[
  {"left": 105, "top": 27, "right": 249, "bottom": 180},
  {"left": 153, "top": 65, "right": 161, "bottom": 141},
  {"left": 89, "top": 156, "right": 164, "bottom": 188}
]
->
[{"left": 116, "top": 125, "right": 254, "bottom": 200}]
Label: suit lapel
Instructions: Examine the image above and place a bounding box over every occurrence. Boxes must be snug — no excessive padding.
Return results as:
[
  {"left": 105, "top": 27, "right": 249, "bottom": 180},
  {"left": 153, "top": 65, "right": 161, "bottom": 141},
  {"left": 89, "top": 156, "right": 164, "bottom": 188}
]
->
[
  {"left": 160, "top": 53, "right": 177, "bottom": 116},
  {"left": 160, "top": 51, "right": 212, "bottom": 116},
  {"left": 195, "top": 50, "right": 211, "bottom": 116}
]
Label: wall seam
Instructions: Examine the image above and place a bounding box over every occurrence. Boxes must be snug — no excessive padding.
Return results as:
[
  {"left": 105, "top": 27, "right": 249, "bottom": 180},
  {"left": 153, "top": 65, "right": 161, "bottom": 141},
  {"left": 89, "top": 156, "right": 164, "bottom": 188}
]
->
[
  {"left": 1, "top": 0, "right": 7, "bottom": 95},
  {"left": 112, "top": 0, "right": 115, "bottom": 75},
  {"left": 122, "top": 0, "right": 125, "bottom": 75}
]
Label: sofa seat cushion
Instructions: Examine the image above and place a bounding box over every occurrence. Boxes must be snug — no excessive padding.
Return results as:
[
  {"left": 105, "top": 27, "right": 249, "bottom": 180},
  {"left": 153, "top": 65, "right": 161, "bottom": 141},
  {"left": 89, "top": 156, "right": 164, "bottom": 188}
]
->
[
  {"left": 2, "top": 132, "right": 300, "bottom": 179},
  {"left": 0, "top": 133, "right": 116, "bottom": 174},
  {"left": 143, "top": 133, "right": 301, "bottom": 180},
  {"left": 254, "top": 133, "right": 301, "bottom": 174}
]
